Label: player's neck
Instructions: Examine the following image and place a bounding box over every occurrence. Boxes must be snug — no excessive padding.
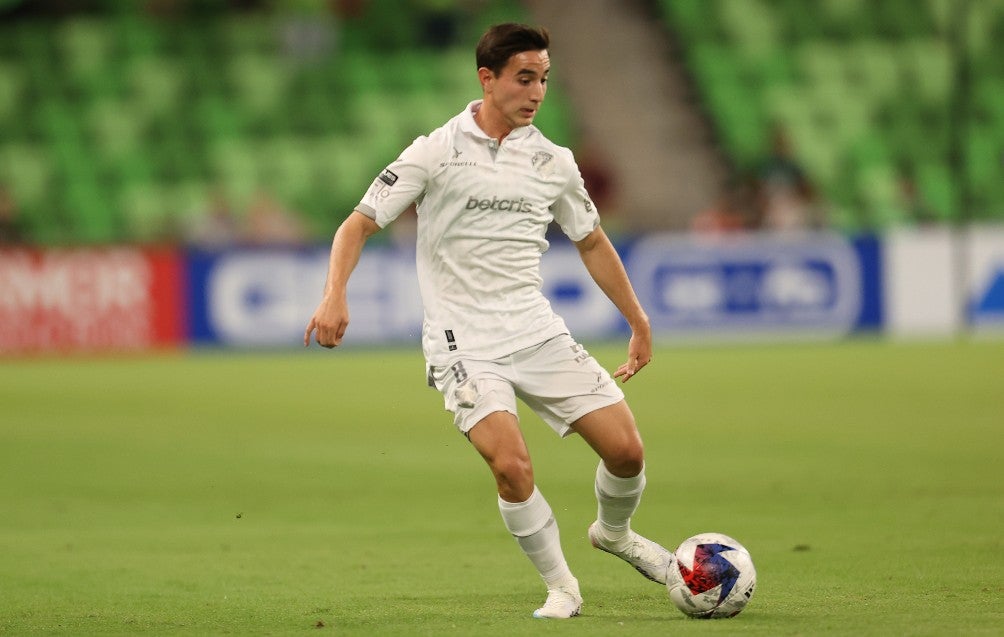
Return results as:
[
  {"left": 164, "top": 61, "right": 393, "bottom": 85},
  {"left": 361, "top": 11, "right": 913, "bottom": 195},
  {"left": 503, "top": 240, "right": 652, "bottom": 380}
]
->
[{"left": 473, "top": 101, "right": 513, "bottom": 143}]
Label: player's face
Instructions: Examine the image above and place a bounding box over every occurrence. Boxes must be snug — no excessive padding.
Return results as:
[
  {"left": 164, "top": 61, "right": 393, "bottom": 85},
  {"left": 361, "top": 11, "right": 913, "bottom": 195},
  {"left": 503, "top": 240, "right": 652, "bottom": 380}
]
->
[{"left": 480, "top": 49, "right": 549, "bottom": 133}]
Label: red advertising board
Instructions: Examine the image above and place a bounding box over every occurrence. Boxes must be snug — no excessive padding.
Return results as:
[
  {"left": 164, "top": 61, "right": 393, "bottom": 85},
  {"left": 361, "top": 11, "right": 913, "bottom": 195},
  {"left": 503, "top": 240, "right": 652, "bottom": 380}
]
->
[{"left": 0, "top": 247, "right": 185, "bottom": 354}]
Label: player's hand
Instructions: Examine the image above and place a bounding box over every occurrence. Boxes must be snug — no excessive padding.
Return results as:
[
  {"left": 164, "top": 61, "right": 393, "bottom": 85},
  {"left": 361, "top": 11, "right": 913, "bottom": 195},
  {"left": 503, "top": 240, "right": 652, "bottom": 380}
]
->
[
  {"left": 303, "top": 296, "right": 349, "bottom": 348},
  {"left": 613, "top": 330, "right": 652, "bottom": 383}
]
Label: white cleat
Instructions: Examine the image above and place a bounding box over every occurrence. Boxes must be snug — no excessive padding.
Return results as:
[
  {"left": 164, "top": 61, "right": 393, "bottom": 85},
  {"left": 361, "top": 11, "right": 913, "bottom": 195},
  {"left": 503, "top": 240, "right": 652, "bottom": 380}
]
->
[
  {"left": 532, "top": 584, "right": 583, "bottom": 619},
  {"left": 588, "top": 521, "right": 673, "bottom": 585}
]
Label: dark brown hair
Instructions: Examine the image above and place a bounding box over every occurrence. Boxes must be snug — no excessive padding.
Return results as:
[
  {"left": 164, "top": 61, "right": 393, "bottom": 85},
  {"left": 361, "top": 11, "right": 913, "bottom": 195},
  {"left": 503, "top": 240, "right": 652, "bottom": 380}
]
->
[{"left": 475, "top": 23, "right": 550, "bottom": 76}]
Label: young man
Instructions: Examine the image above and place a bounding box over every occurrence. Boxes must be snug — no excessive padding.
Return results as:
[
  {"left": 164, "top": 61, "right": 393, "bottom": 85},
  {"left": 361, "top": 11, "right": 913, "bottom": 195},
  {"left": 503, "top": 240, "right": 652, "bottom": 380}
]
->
[{"left": 304, "top": 23, "right": 672, "bottom": 619}]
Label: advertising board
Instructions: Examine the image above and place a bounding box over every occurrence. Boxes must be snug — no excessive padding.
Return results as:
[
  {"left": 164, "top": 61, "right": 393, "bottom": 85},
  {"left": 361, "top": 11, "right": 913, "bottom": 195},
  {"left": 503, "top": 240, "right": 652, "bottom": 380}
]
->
[
  {"left": 0, "top": 247, "right": 184, "bottom": 354},
  {"left": 185, "top": 232, "right": 882, "bottom": 347}
]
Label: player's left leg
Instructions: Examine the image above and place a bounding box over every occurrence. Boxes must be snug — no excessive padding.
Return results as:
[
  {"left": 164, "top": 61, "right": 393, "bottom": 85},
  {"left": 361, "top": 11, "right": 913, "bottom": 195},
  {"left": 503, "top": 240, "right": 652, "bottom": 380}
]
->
[
  {"left": 570, "top": 402, "right": 673, "bottom": 585},
  {"left": 512, "top": 335, "right": 673, "bottom": 585}
]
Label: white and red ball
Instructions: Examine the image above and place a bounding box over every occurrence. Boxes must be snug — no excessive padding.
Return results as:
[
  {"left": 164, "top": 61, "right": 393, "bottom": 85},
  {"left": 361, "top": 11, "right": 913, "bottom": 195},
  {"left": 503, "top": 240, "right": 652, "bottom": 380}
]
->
[{"left": 666, "top": 532, "right": 757, "bottom": 618}]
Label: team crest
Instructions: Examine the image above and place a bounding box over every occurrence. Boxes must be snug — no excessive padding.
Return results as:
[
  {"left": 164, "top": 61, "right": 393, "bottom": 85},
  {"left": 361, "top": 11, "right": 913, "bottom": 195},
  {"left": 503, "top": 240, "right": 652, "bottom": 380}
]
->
[{"left": 531, "top": 151, "right": 555, "bottom": 177}]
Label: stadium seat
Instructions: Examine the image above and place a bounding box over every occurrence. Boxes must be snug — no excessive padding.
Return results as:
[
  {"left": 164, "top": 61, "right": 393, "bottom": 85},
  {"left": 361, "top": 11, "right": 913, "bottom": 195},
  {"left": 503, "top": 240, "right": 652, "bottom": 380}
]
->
[
  {"left": 0, "top": 143, "right": 51, "bottom": 210},
  {"left": 916, "top": 162, "right": 956, "bottom": 220},
  {"left": 0, "top": 0, "right": 577, "bottom": 244},
  {"left": 716, "top": 0, "right": 780, "bottom": 60},
  {"left": 658, "top": 0, "right": 1004, "bottom": 231},
  {"left": 0, "top": 62, "right": 24, "bottom": 125}
]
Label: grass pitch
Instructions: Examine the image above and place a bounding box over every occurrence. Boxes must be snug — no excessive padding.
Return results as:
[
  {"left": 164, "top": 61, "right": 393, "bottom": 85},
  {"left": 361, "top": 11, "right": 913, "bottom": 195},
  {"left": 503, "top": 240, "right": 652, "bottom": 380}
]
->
[{"left": 1, "top": 339, "right": 1002, "bottom": 636}]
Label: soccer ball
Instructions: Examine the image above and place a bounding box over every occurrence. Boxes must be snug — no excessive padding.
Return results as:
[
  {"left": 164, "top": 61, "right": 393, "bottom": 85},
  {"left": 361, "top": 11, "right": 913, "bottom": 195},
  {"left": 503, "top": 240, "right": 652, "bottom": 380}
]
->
[{"left": 666, "top": 532, "right": 757, "bottom": 619}]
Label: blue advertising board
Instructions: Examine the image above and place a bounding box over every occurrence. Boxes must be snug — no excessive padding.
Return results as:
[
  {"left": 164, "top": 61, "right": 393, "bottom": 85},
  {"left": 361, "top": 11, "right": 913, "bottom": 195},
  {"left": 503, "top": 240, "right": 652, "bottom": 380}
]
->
[
  {"left": 625, "top": 233, "right": 882, "bottom": 338},
  {"left": 185, "top": 232, "right": 883, "bottom": 347}
]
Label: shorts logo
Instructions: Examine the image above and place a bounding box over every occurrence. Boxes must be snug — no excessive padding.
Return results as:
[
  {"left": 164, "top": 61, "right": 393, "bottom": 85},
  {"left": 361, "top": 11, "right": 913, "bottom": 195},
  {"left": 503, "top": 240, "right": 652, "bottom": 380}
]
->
[{"left": 378, "top": 169, "right": 399, "bottom": 186}]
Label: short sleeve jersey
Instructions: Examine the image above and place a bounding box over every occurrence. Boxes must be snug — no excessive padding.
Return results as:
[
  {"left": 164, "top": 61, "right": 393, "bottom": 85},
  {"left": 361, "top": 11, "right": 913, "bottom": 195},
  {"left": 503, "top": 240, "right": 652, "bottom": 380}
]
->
[{"left": 355, "top": 100, "right": 600, "bottom": 367}]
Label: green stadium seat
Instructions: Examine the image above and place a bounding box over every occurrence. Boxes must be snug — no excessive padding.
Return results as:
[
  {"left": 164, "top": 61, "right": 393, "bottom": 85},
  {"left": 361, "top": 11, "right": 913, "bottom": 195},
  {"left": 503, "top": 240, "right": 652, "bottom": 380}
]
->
[
  {"left": 0, "top": 62, "right": 24, "bottom": 124},
  {"left": 916, "top": 162, "right": 956, "bottom": 220},
  {"left": 119, "top": 181, "right": 170, "bottom": 242},
  {"left": 857, "top": 163, "right": 903, "bottom": 227},
  {"left": 88, "top": 99, "right": 144, "bottom": 160},
  {"left": 332, "top": 49, "right": 387, "bottom": 95},
  {"left": 261, "top": 136, "right": 315, "bottom": 205},
  {"left": 433, "top": 48, "right": 475, "bottom": 95},
  {"left": 67, "top": 176, "right": 120, "bottom": 244},
  {"left": 196, "top": 95, "right": 244, "bottom": 141},
  {"left": 229, "top": 53, "right": 289, "bottom": 121},
  {"left": 967, "top": 128, "right": 1001, "bottom": 192},
  {"left": 754, "top": 50, "right": 796, "bottom": 93},
  {"left": 846, "top": 39, "right": 901, "bottom": 101},
  {"left": 128, "top": 57, "right": 185, "bottom": 121},
  {"left": 662, "top": 0, "right": 1004, "bottom": 230},
  {"left": 0, "top": 142, "right": 52, "bottom": 209},
  {"left": 849, "top": 135, "right": 893, "bottom": 173},
  {"left": 340, "top": 0, "right": 417, "bottom": 52},
  {"left": 716, "top": 0, "right": 780, "bottom": 60},
  {"left": 58, "top": 18, "right": 112, "bottom": 81},
  {"left": 222, "top": 16, "right": 274, "bottom": 56},
  {"left": 706, "top": 79, "right": 767, "bottom": 161},
  {"left": 0, "top": 5, "right": 623, "bottom": 244},
  {"left": 975, "top": 80, "right": 1004, "bottom": 123},
  {"left": 210, "top": 139, "right": 259, "bottom": 205},
  {"left": 899, "top": 39, "right": 952, "bottom": 106},
  {"left": 346, "top": 91, "right": 411, "bottom": 158},
  {"left": 819, "top": 0, "right": 867, "bottom": 29},
  {"left": 773, "top": 0, "right": 827, "bottom": 43},
  {"left": 311, "top": 136, "right": 380, "bottom": 216},
  {"left": 162, "top": 180, "right": 208, "bottom": 232},
  {"left": 661, "top": 0, "right": 716, "bottom": 42},
  {"left": 116, "top": 15, "right": 160, "bottom": 58},
  {"left": 796, "top": 42, "right": 847, "bottom": 91}
]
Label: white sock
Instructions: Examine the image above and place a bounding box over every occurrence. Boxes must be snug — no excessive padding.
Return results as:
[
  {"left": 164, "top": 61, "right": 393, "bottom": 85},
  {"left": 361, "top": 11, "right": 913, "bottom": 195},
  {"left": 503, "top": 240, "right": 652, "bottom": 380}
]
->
[
  {"left": 594, "top": 461, "right": 646, "bottom": 544},
  {"left": 498, "top": 486, "right": 577, "bottom": 590}
]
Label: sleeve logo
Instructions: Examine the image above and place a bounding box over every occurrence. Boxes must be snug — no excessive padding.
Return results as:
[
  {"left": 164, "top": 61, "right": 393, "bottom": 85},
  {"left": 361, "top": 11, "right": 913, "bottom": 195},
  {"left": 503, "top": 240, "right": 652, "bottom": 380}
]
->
[{"left": 378, "top": 169, "right": 399, "bottom": 186}]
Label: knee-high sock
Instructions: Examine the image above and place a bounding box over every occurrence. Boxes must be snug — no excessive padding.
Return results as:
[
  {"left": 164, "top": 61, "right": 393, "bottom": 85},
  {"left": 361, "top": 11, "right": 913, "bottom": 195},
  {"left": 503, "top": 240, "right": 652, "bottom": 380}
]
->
[
  {"left": 498, "top": 486, "right": 576, "bottom": 589},
  {"left": 594, "top": 461, "right": 646, "bottom": 541}
]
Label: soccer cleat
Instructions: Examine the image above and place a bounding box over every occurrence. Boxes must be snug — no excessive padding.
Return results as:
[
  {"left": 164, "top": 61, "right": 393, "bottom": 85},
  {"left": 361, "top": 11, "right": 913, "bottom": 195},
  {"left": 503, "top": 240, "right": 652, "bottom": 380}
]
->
[
  {"left": 588, "top": 521, "right": 673, "bottom": 585},
  {"left": 532, "top": 584, "right": 583, "bottom": 619}
]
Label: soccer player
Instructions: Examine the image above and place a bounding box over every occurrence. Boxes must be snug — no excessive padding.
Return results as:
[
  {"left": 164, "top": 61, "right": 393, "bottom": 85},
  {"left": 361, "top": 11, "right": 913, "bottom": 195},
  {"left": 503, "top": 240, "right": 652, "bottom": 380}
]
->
[{"left": 304, "top": 23, "right": 672, "bottom": 619}]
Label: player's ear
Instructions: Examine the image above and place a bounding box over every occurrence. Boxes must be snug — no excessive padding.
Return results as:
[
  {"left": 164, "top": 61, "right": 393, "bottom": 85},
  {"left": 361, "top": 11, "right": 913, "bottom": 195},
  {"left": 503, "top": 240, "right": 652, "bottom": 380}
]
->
[{"left": 477, "top": 67, "right": 494, "bottom": 93}]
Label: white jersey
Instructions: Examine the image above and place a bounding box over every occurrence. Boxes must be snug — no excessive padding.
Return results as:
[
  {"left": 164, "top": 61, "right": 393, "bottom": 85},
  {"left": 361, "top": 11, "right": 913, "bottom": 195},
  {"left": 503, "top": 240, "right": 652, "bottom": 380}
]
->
[{"left": 356, "top": 100, "right": 600, "bottom": 366}]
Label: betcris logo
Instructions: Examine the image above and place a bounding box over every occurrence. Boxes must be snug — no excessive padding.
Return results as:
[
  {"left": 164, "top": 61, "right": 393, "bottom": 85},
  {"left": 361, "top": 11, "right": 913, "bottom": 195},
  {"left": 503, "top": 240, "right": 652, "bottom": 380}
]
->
[
  {"left": 628, "top": 233, "right": 864, "bottom": 337},
  {"left": 465, "top": 195, "right": 534, "bottom": 213}
]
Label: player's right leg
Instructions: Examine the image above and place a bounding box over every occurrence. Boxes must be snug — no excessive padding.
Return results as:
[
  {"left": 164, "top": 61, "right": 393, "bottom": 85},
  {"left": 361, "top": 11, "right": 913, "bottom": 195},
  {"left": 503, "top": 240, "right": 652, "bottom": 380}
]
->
[
  {"left": 468, "top": 411, "right": 581, "bottom": 619},
  {"left": 430, "top": 361, "right": 581, "bottom": 617}
]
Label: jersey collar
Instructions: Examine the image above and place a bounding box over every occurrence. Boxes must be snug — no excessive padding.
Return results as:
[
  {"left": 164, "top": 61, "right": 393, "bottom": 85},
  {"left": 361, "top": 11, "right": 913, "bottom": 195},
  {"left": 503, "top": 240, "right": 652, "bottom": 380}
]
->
[{"left": 461, "top": 100, "right": 532, "bottom": 143}]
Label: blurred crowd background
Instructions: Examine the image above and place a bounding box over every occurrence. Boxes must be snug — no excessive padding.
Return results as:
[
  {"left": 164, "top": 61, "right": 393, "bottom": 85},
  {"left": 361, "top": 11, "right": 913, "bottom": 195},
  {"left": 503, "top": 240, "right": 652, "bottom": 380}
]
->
[{"left": 0, "top": 0, "right": 1002, "bottom": 248}]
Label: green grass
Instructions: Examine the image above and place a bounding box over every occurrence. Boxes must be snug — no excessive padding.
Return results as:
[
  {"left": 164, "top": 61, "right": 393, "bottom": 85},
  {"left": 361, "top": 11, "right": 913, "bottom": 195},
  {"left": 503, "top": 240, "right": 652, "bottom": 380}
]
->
[{"left": 1, "top": 340, "right": 1002, "bottom": 636}]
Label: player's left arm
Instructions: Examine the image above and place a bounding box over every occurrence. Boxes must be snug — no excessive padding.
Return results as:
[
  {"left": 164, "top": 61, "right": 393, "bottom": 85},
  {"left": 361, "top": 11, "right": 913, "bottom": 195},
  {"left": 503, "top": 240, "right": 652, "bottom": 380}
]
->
[{"left": 573, "top": 226, "right": 652, "bottom": 382}]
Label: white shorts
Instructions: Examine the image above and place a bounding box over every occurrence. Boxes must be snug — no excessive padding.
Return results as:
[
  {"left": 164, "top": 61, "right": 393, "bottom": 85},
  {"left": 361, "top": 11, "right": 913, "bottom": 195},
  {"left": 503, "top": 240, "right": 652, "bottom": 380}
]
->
[{"left": 428, "top": 334, "right": 625, "bottom": 438}]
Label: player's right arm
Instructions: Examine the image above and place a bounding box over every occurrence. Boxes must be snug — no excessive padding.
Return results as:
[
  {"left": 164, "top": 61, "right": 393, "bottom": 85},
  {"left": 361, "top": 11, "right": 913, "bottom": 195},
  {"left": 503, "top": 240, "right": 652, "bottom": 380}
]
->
[{"left": 304, "top": 211, "right": 381, "bottom": 348}]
